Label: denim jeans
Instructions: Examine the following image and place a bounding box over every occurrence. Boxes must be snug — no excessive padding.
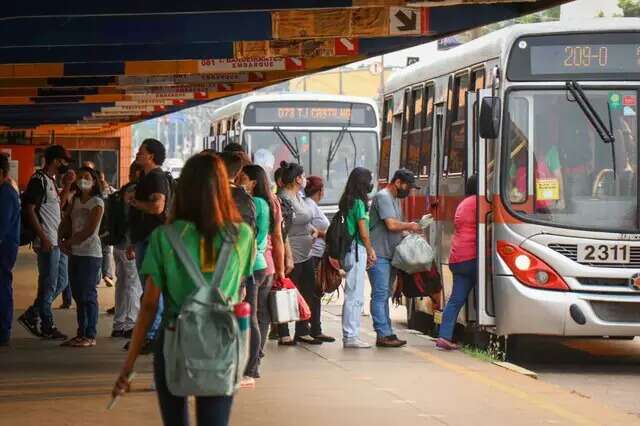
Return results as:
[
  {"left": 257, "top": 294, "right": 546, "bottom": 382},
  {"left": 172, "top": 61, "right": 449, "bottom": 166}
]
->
[
  {"left": 439, "top": 259, "right": 477, "bottom": 341},
  {"left": 113, "top": 246, "right": 142, "bottom": 331},
  {"left": 0, "top": 242, "right": 18, "bottom": 343},
  {"left": 25, "top": 246, "right": 68, "bottom": 332},
  {"left": 153, "top": 330, "right": 234, "bottom": 426},
  {"left": 342, "top": 243, "right": 367, "bottom": 342},
  {"left": 256, "top": 274, "right": 273, "bottom": 362},
  {"left": 136, "top": 239, "right": 163, "bottom": 340},
  {"left": 280, "top": 258, "right": 322, "bottom": 338},
  {"left": 69, "top": 255, "right": 102, "bottom": 339},
  {"left": 367, "top": 257, "right": 395, "bottom": 338},
  {"left": 243, "top": 273, "right": 261, "bottom": 378}
]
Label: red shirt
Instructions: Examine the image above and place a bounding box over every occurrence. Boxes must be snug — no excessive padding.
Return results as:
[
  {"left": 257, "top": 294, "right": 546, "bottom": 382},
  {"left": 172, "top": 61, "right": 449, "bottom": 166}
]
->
[{"left": 449, "top": 195, "right": 477, "bottom": 264}]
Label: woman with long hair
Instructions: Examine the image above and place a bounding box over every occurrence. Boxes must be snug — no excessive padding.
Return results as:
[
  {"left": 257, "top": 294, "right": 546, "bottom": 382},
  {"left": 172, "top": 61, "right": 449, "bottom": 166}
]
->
[
  {"left": 339, "top": 167, "right": 376, "bottom": 349},
  {"left": 59, "top": 167, "right": 105, "bottom": 347},
  {"left": 277, "top": 161, "right": 325, "bottom": 345},
  {"left": 112, "top": 153, "right": 254, "bottom": 425}
]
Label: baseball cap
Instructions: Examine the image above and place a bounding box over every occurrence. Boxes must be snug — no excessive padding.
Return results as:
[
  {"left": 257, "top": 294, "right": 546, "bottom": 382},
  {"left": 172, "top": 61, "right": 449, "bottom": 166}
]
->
[
  {"left": 44, "top": 145, "right": 72, "bottom": 163},
  {"left": 391, "top": 168, "right": 420, "bottom": 189}
]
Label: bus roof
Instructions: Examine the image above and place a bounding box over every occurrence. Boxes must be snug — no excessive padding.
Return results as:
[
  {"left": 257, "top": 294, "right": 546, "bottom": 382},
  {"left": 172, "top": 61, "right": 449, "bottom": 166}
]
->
[
  {"left": 386, "top": 18, "right": 640, "bottom": 94},
  {"left": 210, "top": 93, "right": 377, "bottom": 123}
]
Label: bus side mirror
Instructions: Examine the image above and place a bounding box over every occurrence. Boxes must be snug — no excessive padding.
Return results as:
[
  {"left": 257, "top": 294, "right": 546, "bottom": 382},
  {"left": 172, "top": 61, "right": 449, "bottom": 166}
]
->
[{"left": 479, "top": 97, "right": 501, "bottom": 139}]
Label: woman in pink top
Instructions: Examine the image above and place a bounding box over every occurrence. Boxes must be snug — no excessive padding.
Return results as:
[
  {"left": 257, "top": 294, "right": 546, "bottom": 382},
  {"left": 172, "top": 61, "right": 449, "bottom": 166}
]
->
[{"left": 437, "top": 175, "right": 477, "bottom": 351}]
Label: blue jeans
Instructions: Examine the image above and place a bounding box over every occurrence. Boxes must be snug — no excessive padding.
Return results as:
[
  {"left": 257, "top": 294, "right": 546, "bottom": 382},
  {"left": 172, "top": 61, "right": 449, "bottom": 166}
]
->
[
  {"left": 367, "top": 257, "right": 395, "bottom": 338},
  {"left": 154, "top": 330, "right": 234, "bottom": 426},
  {"left": 0, "top": 242, "right": 18, "bottom": 343},
  {"left": 342, "top": 243, "right": 367, "bottom": 342},
  {"left": 26, "top": 247, "right": 68, "bottom": 332},
  {"left": 439, "top": 259, "right": 477, "bottom": 341},
  {"left": 69, "top": 256, "right": 102, "bottom": 339},
  {"left": 136, "top": 239, "right": 163, "bottom": 340}
]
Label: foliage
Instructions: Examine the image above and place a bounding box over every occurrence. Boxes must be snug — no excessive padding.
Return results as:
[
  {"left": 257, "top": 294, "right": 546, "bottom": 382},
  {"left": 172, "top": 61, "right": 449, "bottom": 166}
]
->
[{"left": 618, "top": 0, "right": 640, "bottom": 17}]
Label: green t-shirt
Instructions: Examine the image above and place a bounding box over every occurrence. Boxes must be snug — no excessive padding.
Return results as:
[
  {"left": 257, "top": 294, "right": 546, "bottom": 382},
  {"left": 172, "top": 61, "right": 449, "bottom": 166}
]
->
[
  {"left": 252, "top": 196, "right": 270, "bottom": 272},
  {"left": 346, "top": 199, "right": 369, "bottom": 246},
  {"left": 142, "top": 220, "right": 255, "bottom": 322}
]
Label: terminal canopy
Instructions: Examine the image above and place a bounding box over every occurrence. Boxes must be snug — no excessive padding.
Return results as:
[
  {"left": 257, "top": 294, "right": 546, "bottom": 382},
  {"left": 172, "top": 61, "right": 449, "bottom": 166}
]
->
[{"left": 0, "top": 0, "right": 565, "bottom": 136}]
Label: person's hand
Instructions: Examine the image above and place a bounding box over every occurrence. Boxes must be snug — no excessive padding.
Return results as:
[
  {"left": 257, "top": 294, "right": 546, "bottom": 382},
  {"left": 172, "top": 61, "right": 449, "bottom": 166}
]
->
[
  {"left": 310, "top": 227, "right": 319, "bottom": 239},
  {"left": 366, "top": 248, "right": 377, "bottom": 268},
  {"left": 112, "top": 369, "right": 133, "bottom": 399},
  {"left": 408, "top": 222, "right": 422, "bottom": 233},
  {"left": 285, "top": 257, "right": 295, "bottom": 275},
  {"left": 59, "top": 240, "right": 72, "bottom": 256},
  {"left": 62, "top": 170, "right": 76, "bottom": 188},
  {"left": 126, "top": 246, "right": 136, "bottom": 261},
  {"left": 40, "top": 238, "right": 53, "bottom": 253},
  {"left": 275, "top": 271, "right": 286, "bottom": 281}
]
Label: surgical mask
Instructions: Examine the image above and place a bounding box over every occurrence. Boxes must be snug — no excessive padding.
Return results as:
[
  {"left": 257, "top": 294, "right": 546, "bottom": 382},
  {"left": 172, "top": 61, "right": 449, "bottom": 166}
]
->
[
  {"left": 77, "top": 179, "right": 93, "bottom": 191},
  {"left": 397, "top": 188, "right": 410, "bottom": 199}
]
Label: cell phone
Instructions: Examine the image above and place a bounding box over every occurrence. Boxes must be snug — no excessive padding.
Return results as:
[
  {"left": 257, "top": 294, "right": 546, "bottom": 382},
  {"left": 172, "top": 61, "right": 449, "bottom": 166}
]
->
[{"left": 107, "top": 371, "right": 137, "bottom": 410}]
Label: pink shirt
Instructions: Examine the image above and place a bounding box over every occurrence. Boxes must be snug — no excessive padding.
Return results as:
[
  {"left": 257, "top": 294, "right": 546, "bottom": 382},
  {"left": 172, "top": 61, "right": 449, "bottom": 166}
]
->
[{"left": 448, "top": 195, "right": 477, "bottom": 265}]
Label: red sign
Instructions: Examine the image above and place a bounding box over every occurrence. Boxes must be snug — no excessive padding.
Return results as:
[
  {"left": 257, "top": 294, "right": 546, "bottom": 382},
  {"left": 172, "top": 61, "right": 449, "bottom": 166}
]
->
[
  {"left": 623, "top": 95, "right": 636, "bottom": 106},
  {"left": 334, "top": 38, "right": 359, "bottom": 56}
]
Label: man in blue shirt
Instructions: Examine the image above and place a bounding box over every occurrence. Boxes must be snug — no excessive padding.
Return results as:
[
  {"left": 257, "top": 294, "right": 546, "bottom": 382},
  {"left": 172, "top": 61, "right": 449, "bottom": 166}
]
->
[{"left": 0, "top": 154, "right": 20, "bottom": 346}]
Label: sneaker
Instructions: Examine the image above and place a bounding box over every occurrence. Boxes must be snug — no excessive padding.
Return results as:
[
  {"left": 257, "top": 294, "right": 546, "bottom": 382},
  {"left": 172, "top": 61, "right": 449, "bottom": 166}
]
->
[
  {"left": 41, "top": 328, "right": 68, "bottom": 340},
  {"left": 435, "top": 337, "right": 459, "bottom": 351},
  {"left": 376, "top": 335, "right": 407, "bottom": 348},
  {"left": 343, "top": 339, "right": 372, "bottom": 349},
  {"left": 18, "top": 314, "right": 41, "bottom": 337}
]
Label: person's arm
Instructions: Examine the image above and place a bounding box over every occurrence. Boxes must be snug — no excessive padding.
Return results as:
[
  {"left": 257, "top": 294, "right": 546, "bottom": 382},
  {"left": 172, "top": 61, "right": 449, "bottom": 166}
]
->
[
  {"left": 376, "top": 192, "right": 421, "bottom": 233},
  {"left": 284, "top": 239, "right": 294, "bottom": 275},
  {"left": 67, "top": 204, "right": 103, "bottom": 246},
  {"left": 255, "top": 200, "right": 269, "bottom": 256},
  {"left": 23, "top": 178, "right": 52, "bottom": 251},
  {"left": 112, "top": 277, "right": 161, "bottom": 397},
  {"left": 270, "top": 198, "right": 286, "bottom": 280},
  {"left": 383, "top": 217, "right": 421, "bottom": 233},
  {"left": 357, "top": 219, "right": 376, "bottom": 266},
  {"left": 130, "top": 193, "right": 165, "bottom": 215}
]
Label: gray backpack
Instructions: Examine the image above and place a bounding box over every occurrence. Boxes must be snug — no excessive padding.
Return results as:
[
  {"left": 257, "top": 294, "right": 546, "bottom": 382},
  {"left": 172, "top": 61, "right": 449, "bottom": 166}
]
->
[{"left": 163, "top": 224, "right": 249, "bottom": 397}]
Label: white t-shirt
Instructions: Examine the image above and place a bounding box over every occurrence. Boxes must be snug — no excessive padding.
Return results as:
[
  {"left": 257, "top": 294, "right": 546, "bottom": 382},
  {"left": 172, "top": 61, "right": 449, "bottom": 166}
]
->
[
  {"left": 38, "top": 173, "right": 61, "bottom": 247},
  {"left": 70, "top": 196, "right": 104, "bottom": 258}
]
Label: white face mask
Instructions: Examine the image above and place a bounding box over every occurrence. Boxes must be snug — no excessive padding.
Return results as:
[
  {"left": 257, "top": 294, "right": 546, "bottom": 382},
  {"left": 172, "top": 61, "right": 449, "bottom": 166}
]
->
[{"left": 77, "top": 179, "right": 93, "bottom": 192}]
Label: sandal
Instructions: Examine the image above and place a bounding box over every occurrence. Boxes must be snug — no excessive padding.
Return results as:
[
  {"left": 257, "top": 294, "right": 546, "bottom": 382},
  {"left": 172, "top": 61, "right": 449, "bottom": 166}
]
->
[
  {"left": 69, "top": 337, "right": 95, "bottom": 348},
  {"left": 60, "top": 336, "right": 83, "bottom": 347}
]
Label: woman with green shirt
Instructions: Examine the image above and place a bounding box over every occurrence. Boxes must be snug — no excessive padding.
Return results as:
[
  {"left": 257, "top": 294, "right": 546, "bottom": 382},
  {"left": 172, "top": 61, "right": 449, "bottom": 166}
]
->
[
  {"left": 340, "top": 167, "right": 376, "bottom": 349},
  {"left": 239, "top": 164, "right": 273, "bottom": 382},
  {"left": 113, "top": 153, "right": 254, "bottom": 426}
]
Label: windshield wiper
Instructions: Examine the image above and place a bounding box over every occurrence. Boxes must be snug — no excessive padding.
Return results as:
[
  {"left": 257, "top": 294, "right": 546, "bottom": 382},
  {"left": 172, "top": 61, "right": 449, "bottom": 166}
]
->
[
  {"left": 565, "top": 81, "right": 617, "bottom": 179},
  {"left": 273, "top": 126, "right": 300, "bottom": 164}
]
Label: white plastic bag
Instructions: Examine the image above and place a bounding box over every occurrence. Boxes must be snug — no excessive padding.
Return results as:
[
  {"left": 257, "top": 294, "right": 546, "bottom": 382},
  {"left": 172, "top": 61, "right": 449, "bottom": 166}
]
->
[{"left": 392, "top": 233, "right": 435, "bottom": 274}]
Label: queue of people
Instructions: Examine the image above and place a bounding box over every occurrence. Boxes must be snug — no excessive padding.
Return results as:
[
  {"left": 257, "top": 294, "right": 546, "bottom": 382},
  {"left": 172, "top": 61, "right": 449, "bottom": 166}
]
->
[{"left": 0, "top": 138, "right": 480, "bottom": 425}]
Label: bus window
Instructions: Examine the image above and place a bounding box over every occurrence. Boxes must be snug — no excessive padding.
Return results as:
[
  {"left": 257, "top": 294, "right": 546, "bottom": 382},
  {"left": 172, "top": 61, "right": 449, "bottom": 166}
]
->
[
  {"left": 400, "top": 89, "right": 411, "bottom": 168},
  {"left": 470, "top": 68, "right": 485, "bottom": 172},
  {"left": 471, "top": 68, "right": 485, "bottom": 91},
  {"left": 445, "top": 72, "right": 469, "bottom": 175},
  {"left": 406, "top": 86, "right": 423, "bottom": 175},
  {"left": 379, "top": 97, "right": 393, "bottom": 180},
  {"left": 420, "top": 85, "right": 435, "bottom": 177},
  {"left": 505, "top": 96, "right": 530, "bottom": 205}
]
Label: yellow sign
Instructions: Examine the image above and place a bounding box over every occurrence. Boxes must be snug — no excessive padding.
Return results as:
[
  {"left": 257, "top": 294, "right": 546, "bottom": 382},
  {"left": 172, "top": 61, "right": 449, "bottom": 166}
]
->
[{"left": 536, "top": 179, "right": 560, "bottom": 201}]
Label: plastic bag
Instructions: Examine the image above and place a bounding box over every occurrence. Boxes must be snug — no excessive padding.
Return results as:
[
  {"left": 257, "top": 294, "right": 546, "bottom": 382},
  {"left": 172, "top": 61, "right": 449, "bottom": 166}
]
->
[
  {"left": 391, "top": 233, "right": 435, "bottom": 274},
  {"left": 297, "top": 291, "right": 311, "bottom": 321}
]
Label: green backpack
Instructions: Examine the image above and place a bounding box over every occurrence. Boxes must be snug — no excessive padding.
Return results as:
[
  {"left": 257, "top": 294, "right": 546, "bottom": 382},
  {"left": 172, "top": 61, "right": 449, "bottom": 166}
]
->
[{"left": 163, "top": 224, "right": 249, "bottom": 397}]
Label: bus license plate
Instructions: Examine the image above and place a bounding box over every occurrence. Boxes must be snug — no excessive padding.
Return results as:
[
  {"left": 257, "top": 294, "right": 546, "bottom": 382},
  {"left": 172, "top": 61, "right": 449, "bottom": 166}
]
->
[{"left": 577, "top": 244, "right": 630, "bottom": 264}]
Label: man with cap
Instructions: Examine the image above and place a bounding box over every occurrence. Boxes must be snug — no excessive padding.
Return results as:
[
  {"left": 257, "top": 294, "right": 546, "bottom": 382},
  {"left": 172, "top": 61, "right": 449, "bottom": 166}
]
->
[
  {"left": 18, "top": 145, "right": 75, "bottom": 340},
  {"left": 368, "top": 169, "right": 422, "bottom": 348}
]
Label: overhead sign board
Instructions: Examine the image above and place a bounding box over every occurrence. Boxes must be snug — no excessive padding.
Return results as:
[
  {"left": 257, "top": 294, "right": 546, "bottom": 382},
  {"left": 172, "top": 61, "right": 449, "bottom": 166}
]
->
[
  {"left": 389, "top": 7, "right": 428, "bottom": 36},
  {"left": 117, "top": 72, "right": 265, "bottom": 86},
  {"left": 198, "top": 57, "right": 304, "bottom": 73},
  {"left": 235, "top": 38, "right": 358, "bottom": 59}
]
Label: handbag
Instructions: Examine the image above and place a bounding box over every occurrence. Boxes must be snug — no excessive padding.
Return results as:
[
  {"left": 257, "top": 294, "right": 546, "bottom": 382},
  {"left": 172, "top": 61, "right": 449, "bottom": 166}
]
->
[
  {"left": 163, "top": 225, "right": 248, "bottom": 396},
  {"left": 392, "top": 234, "right": 435, "bottom": 274},
  {"left": 269, "top": 288, "right": 300, "bottom": 323}
]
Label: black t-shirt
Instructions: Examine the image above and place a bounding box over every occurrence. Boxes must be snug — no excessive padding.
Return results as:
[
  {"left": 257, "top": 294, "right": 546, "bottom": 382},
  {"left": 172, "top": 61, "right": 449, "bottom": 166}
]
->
[
  {"left": 231, "top": 185, "right": 256, "bottom": 233},
  {"left": 130, "top": 168, "right": 170, "bottom": 243}
]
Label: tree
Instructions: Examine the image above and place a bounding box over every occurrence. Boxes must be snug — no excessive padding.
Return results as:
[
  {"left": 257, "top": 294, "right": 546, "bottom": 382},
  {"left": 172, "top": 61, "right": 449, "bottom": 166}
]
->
[{"left": 618, "top": 0, "right": 640, "bottom": 17}]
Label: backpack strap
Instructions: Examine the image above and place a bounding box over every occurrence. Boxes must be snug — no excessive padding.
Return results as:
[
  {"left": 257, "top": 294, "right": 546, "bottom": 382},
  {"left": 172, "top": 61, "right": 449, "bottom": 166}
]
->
[{"left": 164, "top": 224, "right": 233, "bottom": 303}]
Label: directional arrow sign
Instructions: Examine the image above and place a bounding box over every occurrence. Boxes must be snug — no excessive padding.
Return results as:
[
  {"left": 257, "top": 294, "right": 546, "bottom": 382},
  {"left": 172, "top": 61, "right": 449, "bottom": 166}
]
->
[{"left": 390, "top": 7, "right": 422, "bottom": 36}]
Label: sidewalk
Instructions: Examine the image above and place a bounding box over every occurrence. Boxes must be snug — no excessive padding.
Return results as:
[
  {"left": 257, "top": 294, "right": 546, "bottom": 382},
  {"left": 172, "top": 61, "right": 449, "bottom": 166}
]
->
[{"left": 2, "top": 249, "right": 639, "bottom": 425}]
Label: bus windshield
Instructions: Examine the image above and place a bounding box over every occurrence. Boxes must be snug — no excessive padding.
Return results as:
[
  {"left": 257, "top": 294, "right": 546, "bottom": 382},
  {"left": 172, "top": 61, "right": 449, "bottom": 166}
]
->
[
  {"left": 244, "top": 130, "right": 378, "bottom": 205},
  {"left": 504, "top": 89, "right": 639, "bottom": 231}
]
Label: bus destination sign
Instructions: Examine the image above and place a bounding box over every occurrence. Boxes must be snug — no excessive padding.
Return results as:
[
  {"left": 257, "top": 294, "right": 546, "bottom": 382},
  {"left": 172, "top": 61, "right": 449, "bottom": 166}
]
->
[
  {"left": 244, "top": 101, "right": 376, "bottom": 127},
  {"left": 508, "top": 33, "right": 640, "bottom": 81}
]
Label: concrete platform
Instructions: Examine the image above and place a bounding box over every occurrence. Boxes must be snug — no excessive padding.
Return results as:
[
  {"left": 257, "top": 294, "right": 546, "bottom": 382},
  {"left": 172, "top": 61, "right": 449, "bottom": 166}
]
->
[{"left": 1, "top": 249, "right": 639, "bottom": 425}]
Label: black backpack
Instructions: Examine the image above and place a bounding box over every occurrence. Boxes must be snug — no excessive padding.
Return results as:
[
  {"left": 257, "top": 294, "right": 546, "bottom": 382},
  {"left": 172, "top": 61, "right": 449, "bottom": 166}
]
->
[
  {"left": 325, "top": 210, "right": 356, "bottom": 271},
  {"left": 100, "top": 190, "right": 129, "bottom": 246},
  {"left": 19, "top": 171, "right": 47, "bottom": 246}
]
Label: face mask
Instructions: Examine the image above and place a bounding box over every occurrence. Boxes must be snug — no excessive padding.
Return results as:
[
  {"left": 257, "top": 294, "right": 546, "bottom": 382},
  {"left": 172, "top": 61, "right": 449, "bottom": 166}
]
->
[
  {"left": 397, "top": 188, "right": 410, "bottom": 199},
  {"left": 77, "top": 179, "right": 93, "bottom": 192},
  {"left": 57, "top": 162, "right": 70, "bottom": 174}
]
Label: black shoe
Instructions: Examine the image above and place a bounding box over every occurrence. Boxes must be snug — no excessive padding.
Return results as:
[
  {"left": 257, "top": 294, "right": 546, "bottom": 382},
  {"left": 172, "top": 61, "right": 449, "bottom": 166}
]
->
[
  {"left": 311, "top": 334, "right": 336, "bottom": 343},
  {"left": 41, "top": 327, "right": 68, "bottom": 340},
  {"left": 58, "top": 304, "right": 71, "bottom": 310},
  {"left": 376, "top": 335, "right": 407, "bottom": 348},
  {"left": 295, "top": 335, "right": 323, "bottom": 345},
  {"left": 18, "top": 314, "right": 41, "bottom": 337}
]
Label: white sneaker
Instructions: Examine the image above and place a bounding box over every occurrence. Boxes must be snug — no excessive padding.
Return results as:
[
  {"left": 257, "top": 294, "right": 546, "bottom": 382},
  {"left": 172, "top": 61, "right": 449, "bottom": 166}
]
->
[{"left": 343, "top": 339, "right": 372, "bottom": 349}]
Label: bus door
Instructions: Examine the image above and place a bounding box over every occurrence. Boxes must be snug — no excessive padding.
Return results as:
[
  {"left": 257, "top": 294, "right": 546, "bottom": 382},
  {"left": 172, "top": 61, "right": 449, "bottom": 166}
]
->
[
  {"left": 429, "top": 104, "right": 446, "bottom": 264},
  {"left": 474, "top": 88, "right": 496, "bottom": 327}
]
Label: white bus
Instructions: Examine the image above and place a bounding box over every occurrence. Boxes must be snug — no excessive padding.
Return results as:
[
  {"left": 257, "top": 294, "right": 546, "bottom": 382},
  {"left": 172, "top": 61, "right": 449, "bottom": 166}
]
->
[
  {"left": 209, "top": 93, "right": 380, "bottom": 212},
  {"left": 383, "top": 19, "right": 640, "bottom": 341}
]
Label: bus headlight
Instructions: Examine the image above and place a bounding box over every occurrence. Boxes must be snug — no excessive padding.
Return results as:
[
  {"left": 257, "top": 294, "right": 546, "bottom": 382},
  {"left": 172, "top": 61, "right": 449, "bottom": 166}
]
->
[
  {"left": 514, "top": 255, "right": 531, "bottom": 271},
  {"left": 534, "top": 271, "right": 550, "bottom": 285},
  {"left": 497, "top": 241, "right": 569, "bottom": 291}
]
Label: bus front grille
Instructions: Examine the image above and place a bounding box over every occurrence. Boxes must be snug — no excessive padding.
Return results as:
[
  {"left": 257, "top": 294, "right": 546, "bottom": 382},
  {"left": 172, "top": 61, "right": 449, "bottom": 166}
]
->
[
  {"left": 590, "top": 301, "right": 640, "bottom": 323},
  {"left": 548, "top": 244, "right": 640, "bottom": 268}
]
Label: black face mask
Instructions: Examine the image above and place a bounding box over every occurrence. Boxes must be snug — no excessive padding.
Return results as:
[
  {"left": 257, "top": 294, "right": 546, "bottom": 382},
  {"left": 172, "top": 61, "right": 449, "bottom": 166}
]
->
[
  {"left": 396, "top": 188, "right": 410, "bottom": 199},
  {"left": 367, "top": 183, "right": 374, "bottom": 193},
  {"left": 57, "top": 163, "right": 70, "bottom": 174}
]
